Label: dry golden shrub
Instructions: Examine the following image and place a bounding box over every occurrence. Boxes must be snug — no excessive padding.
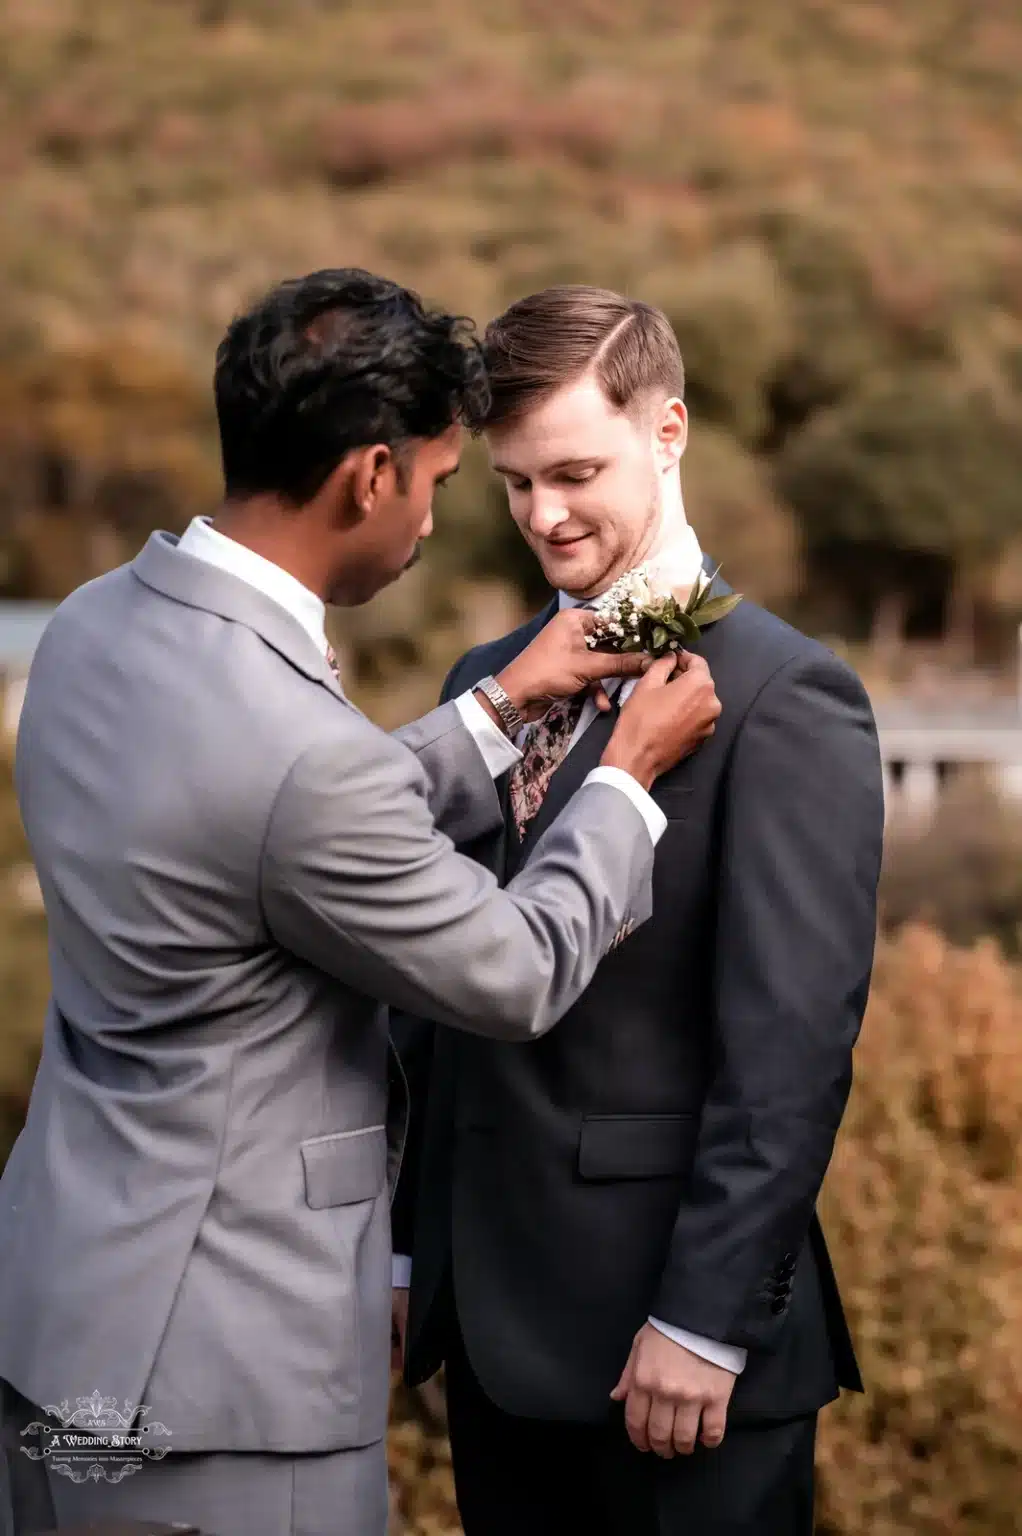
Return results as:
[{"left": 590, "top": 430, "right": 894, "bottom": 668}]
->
[
  {"left": 388, "top": 926, "right": 1022, "bottom": 1535},
  {"left": 817, "top": 925, "right": 1022, "bottom": 1536}
]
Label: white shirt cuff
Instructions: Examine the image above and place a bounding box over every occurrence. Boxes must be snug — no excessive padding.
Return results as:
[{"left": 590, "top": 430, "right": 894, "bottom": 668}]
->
[
  {"left": 454, "top": 690, "right": 523, "bottom": 779},
  {"left": 582, "top": 767, "right": 668, "bottom": 847},
  {"left": 647, "top": 1316, "right": 748, "bottom": 1375},
  {"left": 392, "top": 1254, "right": 412, "bottom": 1288}
]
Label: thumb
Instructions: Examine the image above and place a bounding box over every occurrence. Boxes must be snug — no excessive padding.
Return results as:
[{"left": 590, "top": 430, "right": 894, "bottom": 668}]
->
[
  {"left": 633, "top": 653, "right": 679, "bottom": 690},
  {"left": 610, "top": 1343, "right": 637, "bottom": 1401}
]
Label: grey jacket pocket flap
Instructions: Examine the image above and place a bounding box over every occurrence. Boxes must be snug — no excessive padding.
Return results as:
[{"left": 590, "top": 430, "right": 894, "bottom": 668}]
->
[
  {"left": 301, "top": 1125, "right": 387, "bottom": 1210},
  {"left": 577, "top": 1114, "right": 698, "bottom": 1180}
]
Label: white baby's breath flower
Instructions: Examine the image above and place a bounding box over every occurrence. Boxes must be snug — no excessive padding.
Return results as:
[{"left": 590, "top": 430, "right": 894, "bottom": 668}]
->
[{"left": 581, "top": 555, "right": 741, "bottom": 661}]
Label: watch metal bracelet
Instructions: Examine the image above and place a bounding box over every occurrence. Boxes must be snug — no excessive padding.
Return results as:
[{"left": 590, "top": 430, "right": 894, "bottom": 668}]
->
[{"left": 473, "top": 674, "right": 526, "bottom": 740}]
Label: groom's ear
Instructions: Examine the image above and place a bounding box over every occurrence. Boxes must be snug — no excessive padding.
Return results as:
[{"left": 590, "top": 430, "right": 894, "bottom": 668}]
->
[{"left": 654, "top": 397, "right": 688, "bottom": 467}]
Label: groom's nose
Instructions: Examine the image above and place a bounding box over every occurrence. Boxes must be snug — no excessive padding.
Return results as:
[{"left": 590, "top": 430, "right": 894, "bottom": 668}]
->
[{"left": 527, "top": 490, "right": 570, "bottom": 539}]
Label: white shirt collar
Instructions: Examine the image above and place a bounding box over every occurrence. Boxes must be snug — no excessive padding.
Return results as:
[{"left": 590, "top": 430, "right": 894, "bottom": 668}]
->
[
  {"left": 177, "top": 516, "right": 329, "bottom": 658},
  {"left": 557, "top": 523, "right": 704, "bottom": 611}
]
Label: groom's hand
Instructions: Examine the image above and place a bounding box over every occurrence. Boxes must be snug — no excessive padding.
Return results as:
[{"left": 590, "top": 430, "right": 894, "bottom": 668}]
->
[
  {"left": 610, "top": 1323, "right": 737, "bottom": 1458},
  {"left": 495, "top": 608, "right": 650, "bottom": 723}
]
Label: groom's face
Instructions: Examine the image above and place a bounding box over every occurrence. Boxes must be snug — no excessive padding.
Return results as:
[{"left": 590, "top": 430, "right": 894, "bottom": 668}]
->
[{"left": 486, "top": 374, "right": 666, "bottom": 600}]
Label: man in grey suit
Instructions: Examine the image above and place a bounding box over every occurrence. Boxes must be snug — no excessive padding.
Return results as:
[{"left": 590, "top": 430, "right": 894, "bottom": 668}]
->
[{"left": 0, "top": 269, "right": 719, "bottom": 1536}]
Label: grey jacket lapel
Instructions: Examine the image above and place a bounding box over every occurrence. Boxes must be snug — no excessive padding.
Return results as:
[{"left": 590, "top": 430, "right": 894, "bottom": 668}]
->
[{"left": 131, "top": 531, "right": 346, "bottom": 702}]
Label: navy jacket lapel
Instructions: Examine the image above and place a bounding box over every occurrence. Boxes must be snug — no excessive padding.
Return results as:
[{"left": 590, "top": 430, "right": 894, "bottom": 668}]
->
[{"left": 480, "top": 557, "right": 735, "bottom": 879}]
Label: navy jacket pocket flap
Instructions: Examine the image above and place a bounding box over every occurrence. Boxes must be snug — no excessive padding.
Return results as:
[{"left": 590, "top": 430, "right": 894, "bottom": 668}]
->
[
  {"left": 577, "top": 1114, "right": 698, "bottom": 1180},
  {"left": 301, "top": 1125, "right": 387, "bottom": 1209}
]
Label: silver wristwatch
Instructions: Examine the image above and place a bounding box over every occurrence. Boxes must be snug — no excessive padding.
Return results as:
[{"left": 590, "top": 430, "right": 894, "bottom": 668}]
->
[{"left": 473, "top": 674, "right": 526, "bottom": 740}]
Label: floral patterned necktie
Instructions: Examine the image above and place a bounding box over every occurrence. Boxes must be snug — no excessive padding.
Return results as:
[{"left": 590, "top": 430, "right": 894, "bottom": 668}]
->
[{"left": 508, "top": 694, "right": 586, "bottom": 839}]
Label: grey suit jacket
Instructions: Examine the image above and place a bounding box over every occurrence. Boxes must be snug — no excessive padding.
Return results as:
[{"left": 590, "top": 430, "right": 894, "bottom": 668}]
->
[{"left": 0, "top": 532, "right": 653, "bottom": 1453}]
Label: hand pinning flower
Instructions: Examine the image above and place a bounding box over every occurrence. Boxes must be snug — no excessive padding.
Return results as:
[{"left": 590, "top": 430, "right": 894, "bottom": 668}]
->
[{"left": 585, "top": 564, "right": 742, "bottom": 659}]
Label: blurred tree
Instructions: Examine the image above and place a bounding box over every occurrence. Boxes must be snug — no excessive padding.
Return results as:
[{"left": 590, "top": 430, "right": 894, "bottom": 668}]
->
[
  {"left": 0, "top": 339, "right": 218, "bottom": 598},
  {"left": 682, "top": 426, "right": 799, "bottom": 610},
  {"left": 653, "top": 241, "right": 792, "bottom": 448},
  {"left": 776, "top": 370, "right": 1022, "bottom": 648},
  {"left": 758, "top": 209, "right": 950, "bottom": 450}
]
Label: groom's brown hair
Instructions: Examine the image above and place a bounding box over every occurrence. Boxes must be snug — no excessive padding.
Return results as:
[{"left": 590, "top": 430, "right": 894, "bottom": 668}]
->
[{"left": 482, "top": 285, "right": 684, "bottom": 428}]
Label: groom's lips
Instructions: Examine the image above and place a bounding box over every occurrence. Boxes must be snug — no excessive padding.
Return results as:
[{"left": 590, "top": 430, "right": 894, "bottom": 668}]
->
[{"left": 546, "top": 534, "right": 591, "bottom": 551}]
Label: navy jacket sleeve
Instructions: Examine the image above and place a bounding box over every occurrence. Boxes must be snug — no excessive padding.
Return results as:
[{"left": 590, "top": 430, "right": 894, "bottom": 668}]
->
[{"left": 652, "top": 649, "right": 884, "bottom": 1349}]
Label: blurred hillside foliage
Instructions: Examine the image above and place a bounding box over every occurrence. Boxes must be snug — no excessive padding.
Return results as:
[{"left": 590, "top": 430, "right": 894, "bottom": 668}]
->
[
  {"left": 3, "top": 6, "right": 1022, "bottom": 1533},
  {"left": 1, "top": 0, "right": 1022, "bottom": 673}
]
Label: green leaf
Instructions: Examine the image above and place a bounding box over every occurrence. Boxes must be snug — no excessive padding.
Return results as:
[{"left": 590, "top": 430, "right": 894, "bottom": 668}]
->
[
  {"left": 620, "top": 635, "right": 645, "bottom": 652},
  {"left": 692, "top": 592, "right": 743, "bottom": 627},
  {"left": 679, "top": 610, "right": 701, "bottom": 643},
  {"left": 686, "top": 566, "right": 721, "bottom": 614},
  {"left": 652, "top": 624, "right": 669, "bottom": 651}
]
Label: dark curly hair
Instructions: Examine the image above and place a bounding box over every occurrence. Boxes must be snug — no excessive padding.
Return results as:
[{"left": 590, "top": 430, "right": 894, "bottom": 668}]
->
[{"left": 214, "top": 268, "right": 490, "bottom": 504}]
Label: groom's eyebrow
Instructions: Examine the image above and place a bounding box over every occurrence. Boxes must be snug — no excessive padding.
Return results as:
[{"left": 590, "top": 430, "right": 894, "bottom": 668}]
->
[{"left": 492, "top": 456, "right": 601, "bottom": 476}]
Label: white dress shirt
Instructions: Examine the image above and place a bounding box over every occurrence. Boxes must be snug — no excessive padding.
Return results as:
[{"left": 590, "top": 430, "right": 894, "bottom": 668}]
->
[{"left": 175, "top": 518, "right": 732, "bottom": 1369}]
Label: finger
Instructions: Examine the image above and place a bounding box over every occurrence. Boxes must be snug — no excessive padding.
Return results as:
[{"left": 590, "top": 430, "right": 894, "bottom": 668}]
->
[
  {"left": 699, "top": 1400, "right": 728, "bottom": 1450},
  {"left": 624, "top": 1387, "right": 652, "bottom": 1453},
  {"left": 588, "top": 682, "right": 612, "bottom": 712},
  {"left": 633, "top": 654, "right": 679, "bottom": 692},
  {"left": 610, "top": 1343, "right": 637, "bottom": 1401},
  {"left": 596, "top": 649, "right": 651, "bottom": 678},
  {"left": 672, "top": 1401, "right": 702, "bottom": 1456},
  {"left": 677, "top": 650, "right": 708, "bottom": 676},
  {"left": 646, "top": 1397, "right": 677, "bottom": 1460}
]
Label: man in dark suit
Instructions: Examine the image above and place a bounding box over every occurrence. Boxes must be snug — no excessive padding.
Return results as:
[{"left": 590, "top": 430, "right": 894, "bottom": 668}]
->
[{"left": 391, "top": 286, "right": 885, "bottom": 1535}]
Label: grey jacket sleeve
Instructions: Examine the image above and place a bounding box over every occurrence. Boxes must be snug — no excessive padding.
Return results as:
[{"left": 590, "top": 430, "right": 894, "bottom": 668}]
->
[
  {"left": 260, "top": 721, "right": 654, "bottom": 1042},
  {"left": 391, "top": 699, "right": 503, "bottom": 847},
  {"left": 652, "top": 651, "right": 884, "bottom": 1350}
]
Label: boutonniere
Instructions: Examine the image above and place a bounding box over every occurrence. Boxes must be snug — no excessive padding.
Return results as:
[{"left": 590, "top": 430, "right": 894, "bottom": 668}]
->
[{"left": 584, "top": 565, "right": 742, "bottom": 658}]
